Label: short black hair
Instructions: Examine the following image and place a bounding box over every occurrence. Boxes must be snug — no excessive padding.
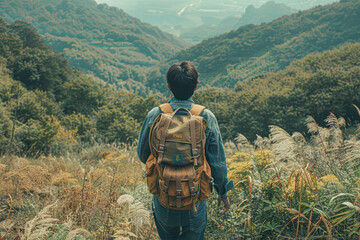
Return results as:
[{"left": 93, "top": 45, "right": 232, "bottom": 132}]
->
[{"left": 166, "top": 61, "right": 199, "bottom": 100}]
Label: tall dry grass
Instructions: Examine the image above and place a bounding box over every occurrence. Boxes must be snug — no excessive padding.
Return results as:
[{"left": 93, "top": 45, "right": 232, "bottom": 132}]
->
[
  {"left": 0, "top": 142, "right": 156, "bottom": 240},
  {"left": 1, "top": 110, "right": 359, "bottom": 239},
  {"left": 207, "top": 110, "right": 360, "bottom": 239}
]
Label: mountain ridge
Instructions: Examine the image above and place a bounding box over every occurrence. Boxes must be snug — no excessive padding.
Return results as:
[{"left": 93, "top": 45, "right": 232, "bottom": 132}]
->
[
  {"left": 180, "top": 1, "right": 295, "bottom": 44},
  {"left": 0, "top": 0, "right": 189, "bottom": 93},
  {"left": 150, "top": 0, "right": 360, "bottom": 90}
]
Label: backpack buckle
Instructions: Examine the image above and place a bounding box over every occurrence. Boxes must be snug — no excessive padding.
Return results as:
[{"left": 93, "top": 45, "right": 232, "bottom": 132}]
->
[
  {"left": 163, "top": 185, "right": 168, "bottom": 193},
  {"left": 158, "top": 144, "right": 165, "bottom": 153},
  {"left": 176, "top": 189, "right": 182, "bottom": 197},
  {"left": 192, "top": 149, "right": 199, "bottom": 160},
  {"left": 191, "top": 191, "right": 199, "bottom": 196}
]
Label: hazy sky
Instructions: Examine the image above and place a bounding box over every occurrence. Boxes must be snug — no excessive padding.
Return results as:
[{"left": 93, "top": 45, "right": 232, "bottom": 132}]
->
[
  {"left": 94, "top": 0, "right": 338, "bottom": 37},
  {"left": 95, "top": 0, "right": 338, "bottom": 12}
]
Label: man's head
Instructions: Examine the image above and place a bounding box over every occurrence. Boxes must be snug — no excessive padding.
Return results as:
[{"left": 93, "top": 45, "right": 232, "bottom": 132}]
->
[{"left": 166, "top": 61, "right": 199, "bottom": 100}]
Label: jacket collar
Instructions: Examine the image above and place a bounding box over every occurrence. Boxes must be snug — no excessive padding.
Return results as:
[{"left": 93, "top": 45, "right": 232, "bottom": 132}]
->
[{"left": 168, "top": 97, "right": 194, "bottom": 103}]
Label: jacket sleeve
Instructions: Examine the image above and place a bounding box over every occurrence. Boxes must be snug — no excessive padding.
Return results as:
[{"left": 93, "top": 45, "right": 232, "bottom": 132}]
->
[
  {"left": 137, "top": 107, "right": 161, "bottom": 164},
  {"left": 203, "top": 109, "right": 234, "bottom": 197}
]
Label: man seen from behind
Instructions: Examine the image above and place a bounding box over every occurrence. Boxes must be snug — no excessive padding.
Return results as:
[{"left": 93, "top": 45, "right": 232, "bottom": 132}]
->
[{"left": 137, "top": 61, "right": 233, "bottom": 240}]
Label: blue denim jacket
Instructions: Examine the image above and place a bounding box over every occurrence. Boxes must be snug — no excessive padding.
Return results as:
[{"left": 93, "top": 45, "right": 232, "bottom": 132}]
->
[{"left": 137, "top": 97, "right": 233, "bottom": 197}]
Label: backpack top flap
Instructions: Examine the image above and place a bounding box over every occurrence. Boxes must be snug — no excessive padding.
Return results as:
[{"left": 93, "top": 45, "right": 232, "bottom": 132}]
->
[{"left": 150, "top": 104, "right": 206, "bottom": 166}]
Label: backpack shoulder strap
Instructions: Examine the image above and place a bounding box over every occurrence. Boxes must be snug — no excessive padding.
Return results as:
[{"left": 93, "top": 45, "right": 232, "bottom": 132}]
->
[
  {"left": 159, "top": 103, "right": 173, "bottom": 113},
  {"left": 190, "top": 104, "right": 205, "bottom": 116}
]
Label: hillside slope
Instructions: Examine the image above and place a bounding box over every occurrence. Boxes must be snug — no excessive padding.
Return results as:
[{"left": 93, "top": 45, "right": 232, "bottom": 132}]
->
[
  {"left": 153, "top": 0, "right": 360, "bottom": 89},
  {"left": 193, "top": 42, "right": 360, "bottom": 140},
  {"left": 0, "top": 18, "right": 164, "bottom": 155},
  {"left": 0, "top": 0, "right": 188, "bottom": 93}
]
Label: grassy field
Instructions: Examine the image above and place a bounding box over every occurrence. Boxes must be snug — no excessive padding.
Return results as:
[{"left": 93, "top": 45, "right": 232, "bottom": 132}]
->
[{"left": 0, "top": 111, "right": 359, "bottom": 239}]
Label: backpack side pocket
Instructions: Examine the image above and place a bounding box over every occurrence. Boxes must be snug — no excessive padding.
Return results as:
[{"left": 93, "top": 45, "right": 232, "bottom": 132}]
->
[
  {"left": 145, "top": 154, "right": 159, "bottom": 194},
  {"left": 198, "top": 157, "right": 212, "bottom": 201}
]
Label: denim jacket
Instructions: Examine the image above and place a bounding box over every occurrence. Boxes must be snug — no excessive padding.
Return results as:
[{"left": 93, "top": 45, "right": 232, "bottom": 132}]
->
[{"left": 137, "top": 97, "right": 233, "bottom": 197}]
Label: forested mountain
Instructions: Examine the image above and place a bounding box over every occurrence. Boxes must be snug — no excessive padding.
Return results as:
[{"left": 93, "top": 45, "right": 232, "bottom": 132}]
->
[
  {"left": 0, "top": 19, "right": 164, "bottom": 156},
  {"left": 148, "top": 0, "right": 360, "bottom": 90},
  {"left": 180, "top": 1, "right": 295, "bottom": 44},
  {"left": 194, "top": 42, "right": 360, "bottom": 140},
  {"left": 1, "top": 0, "right": 360, "bottom": 150},
  {"left": 0, "top": 0, "right": 188, "bottom": 93},
  {"left": 1, "top": 12, "right": 360, "bottom": 154}
]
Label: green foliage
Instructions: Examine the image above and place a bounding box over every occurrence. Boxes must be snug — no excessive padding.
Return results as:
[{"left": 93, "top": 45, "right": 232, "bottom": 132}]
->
[
  {"left": 193, "top": 88, "right": 236, "bottom": 136},
  {"left": 195, "top": 43, "right": 360, "bottom": 141},
  {"left": 0, "top": 102, "right": 12, "bottom": 153},
  {"left": 0, "top": 0, "right": 188, "bottom": 93},
  {"left": 149, "top": 0, "right": 360, "bottom": 89},
  {"left": 0, "top": 63, "right": 25, "bottom": 102},
  {"left": 0, "top": 19, "right": 166, "bottom": 155},
  {"left": 61, "top": 73, "right": 105, "bottom": 115},
  {"left": 95, "top": 105, "right": 140, "bottom": 143},
  {"left": 10, "top": 91, "right": 47, "bottom": 123},
  {"left": 10, "top": 48, "right": 69, "bottom": 93},
  {"left": 62, "top": 113, "right": 95, "bottom": 142},
  {"left": 16, "top": 117, "right": 60, "bottom": 156},
  {"left": 9, "top": 20, "right": 48, "bottom": 50}
]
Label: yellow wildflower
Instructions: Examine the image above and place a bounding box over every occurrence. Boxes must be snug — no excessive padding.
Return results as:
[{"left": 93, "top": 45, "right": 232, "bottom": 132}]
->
[
  {"left": 254, "top": 149, "right": 274, "bottom": 167},
  {"left": 318, "top": 174, "right": 340, "bottom": 188},
  {"left": 229, "top": 152, "right": 251, "bottom": 163},
  {"left": 228, "top": 152, "right": 253, "bottom": 185},
  {"left": 53, "top": 172, "right": 78, "bottom": 186}
]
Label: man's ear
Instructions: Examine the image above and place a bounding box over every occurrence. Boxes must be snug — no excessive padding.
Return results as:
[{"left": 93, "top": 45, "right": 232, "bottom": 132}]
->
[
  {"left": 194, "top": 84, "right": 198, "bottom": 91},
  {"left": 167, "top": 83, "right": 171, "bottom": 91}
]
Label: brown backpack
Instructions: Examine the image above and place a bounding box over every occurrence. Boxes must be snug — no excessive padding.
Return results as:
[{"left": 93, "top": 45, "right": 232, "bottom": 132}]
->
[{"left": 144, "top": 103, "right": 212, "bottom": 213}]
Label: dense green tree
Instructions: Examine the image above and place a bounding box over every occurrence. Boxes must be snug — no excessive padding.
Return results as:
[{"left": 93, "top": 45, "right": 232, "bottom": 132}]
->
[
  {"left": 0, "top": 65, "right": 25, "bottom": 102},
  {"left": 0, "top": 102, "right": 12, "bottom": 153},
  {"left": 95, "top": 105, "right": 140, "bottom": 143},
  {"left": 9, "top": 20, "right": 48, "bottom": 50},
  {"left": 62, "top": 113, "right": 94, "bottom": 142},
  {"left": 10, "top": 48, "right": 69, "bottom": 94},
  {"left": 16, "top": 117, "right": 60, "bottom": 156},
  {"left": 10, "top": 92, "right": 46, "bottom": 123},
  {"left": 60, "top": 73, "right": 105, "bottom": 115}
]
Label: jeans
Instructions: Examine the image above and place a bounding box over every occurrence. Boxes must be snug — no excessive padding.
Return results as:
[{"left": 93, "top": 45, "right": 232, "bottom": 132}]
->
[{"left": 153, "top": 195, "right": 207, "bottom": 240}]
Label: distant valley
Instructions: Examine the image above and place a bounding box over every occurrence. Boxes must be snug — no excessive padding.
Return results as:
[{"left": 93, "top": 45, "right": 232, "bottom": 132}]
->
[
  {"left": 146, "top": 0, "right": 360, "bottom": 92},
  {"left": 180, "top": 1, "right": 295, "bottom": 43},
  {"left": 96, "top": 0, "right": 338, "bottom": 43}
]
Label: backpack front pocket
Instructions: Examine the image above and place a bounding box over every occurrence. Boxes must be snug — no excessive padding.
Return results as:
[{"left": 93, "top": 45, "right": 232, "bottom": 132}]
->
[{"left": 158, "top": 165, "right": 200, "bottom": 211}]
